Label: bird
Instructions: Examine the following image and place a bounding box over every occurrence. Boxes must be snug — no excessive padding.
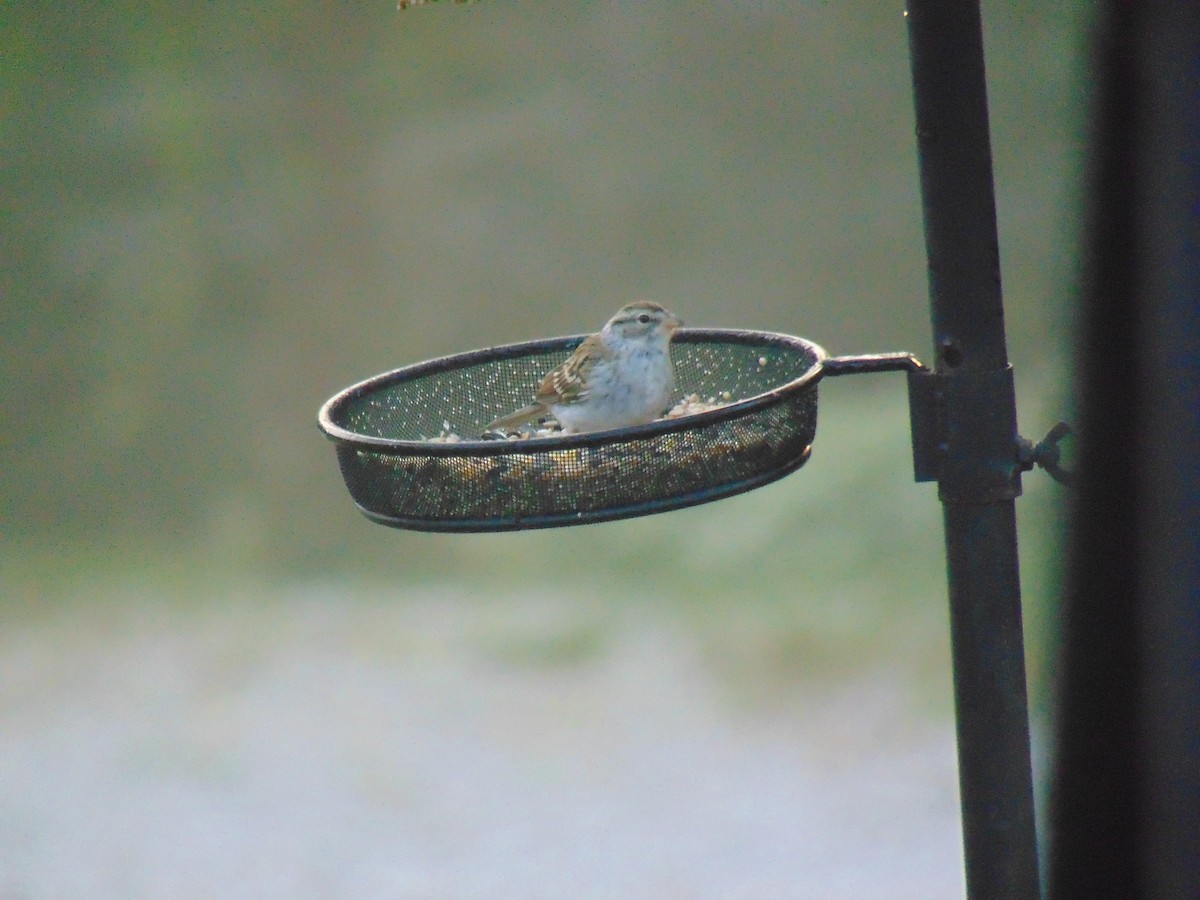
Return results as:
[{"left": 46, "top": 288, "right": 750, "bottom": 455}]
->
[{"left": 485, "top": 300, "right": 684, "bottom": 435}]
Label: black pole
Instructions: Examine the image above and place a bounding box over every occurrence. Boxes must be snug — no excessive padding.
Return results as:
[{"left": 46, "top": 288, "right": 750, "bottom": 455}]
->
[{"left": 904, "top": 2, "right": 1041, "bottom": 897}]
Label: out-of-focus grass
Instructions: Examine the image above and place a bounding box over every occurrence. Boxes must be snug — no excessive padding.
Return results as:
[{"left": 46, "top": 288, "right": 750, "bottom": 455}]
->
[
  {"left": 4, "top": 2, "right": 1081, "bottom": 727},
  {"left": 5, "top": 2, "right": 1086, "bottom": 555},
  {"left": 1, "top": 12, "right": 1081, "bottom": 892},
  {"left": 5, "top": 353, "right": 1069, "bottom": 722}
]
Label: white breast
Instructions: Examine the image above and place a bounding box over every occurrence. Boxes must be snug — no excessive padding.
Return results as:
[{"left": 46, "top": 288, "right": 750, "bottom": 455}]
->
[{"left": 552, "top": 343, "right": 675, "bottom": 433}]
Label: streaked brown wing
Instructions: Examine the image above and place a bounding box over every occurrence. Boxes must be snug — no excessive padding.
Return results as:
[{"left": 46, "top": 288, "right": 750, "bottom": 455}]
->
[{"left": 535, "top": 336, "right": 601, "bottom": 406}]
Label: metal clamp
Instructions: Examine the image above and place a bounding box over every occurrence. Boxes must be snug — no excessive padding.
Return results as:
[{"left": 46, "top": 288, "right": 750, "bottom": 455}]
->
[{"left": 826, "top": 356, "right": 1073, "bottom": 493}]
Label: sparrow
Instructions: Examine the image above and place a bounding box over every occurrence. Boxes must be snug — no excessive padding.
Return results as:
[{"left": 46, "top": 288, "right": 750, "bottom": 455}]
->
[{"left": 486, "top": 301, "right": 683, "bottom": 435}]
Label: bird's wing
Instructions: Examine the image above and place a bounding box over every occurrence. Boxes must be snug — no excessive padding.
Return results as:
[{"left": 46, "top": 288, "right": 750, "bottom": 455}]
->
[{"left": 536, "top": 335, "right": 603, "bottom": 406}]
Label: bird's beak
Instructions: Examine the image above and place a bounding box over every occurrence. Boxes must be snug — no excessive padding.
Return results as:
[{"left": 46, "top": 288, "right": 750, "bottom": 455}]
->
[{"left": 667, "top": 313, "right": 684, "bottom": 332}]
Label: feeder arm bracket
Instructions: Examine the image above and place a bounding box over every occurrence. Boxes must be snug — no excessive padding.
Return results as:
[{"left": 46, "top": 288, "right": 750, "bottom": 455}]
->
[{"left": 823, "top": 356, "right": 1072, "bottom": 494}]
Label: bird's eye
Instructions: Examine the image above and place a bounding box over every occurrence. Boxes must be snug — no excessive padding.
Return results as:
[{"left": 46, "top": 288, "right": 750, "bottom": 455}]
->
[{"left": 638, "top": 314, "right": 652, "bottom": 324}]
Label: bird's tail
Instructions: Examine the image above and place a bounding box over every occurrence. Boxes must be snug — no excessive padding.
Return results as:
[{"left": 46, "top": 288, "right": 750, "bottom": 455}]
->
[{"left": 484, "top": 404, "right": 545, "bottom": 435}]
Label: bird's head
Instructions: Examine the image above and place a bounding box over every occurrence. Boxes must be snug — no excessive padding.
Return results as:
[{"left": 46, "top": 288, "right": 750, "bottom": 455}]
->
[{"left": 604, "top": 301, "right": 683, "bottom": 342}]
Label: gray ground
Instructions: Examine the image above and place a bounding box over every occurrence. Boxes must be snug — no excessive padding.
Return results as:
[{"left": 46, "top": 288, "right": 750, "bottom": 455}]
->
[{"left": 0, "top": 585, "right": 964, "bottom": 898}]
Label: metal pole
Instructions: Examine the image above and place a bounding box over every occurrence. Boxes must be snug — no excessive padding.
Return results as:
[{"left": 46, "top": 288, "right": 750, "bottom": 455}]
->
[{"left": 904, "top": 2, "right": 1041, "bottom": 897}]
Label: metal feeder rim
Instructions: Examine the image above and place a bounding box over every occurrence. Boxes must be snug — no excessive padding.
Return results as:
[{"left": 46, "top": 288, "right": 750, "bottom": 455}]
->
[{"left": 317, "top": 327, "right": 830, "bottom": 456}]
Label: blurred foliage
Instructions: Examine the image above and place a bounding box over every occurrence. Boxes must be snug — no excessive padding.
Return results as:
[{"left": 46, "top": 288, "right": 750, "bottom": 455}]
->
[{"left": 4, "top": 0, "right": 1086, "bottom": 650}]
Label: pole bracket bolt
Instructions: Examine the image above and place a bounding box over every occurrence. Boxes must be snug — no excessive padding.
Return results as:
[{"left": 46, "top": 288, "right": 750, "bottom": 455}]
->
[{"left": 1016, "top": 422, "right": 1073, "bottom": 485}]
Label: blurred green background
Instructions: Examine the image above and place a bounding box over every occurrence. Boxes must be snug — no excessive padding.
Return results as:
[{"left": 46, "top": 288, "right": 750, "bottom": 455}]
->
[
  {"left": 6, "top": 0, "right": 1083, "bottom": 669},
  {"left": 3, "top": 2, "right": 1086, "bottom": 892}
]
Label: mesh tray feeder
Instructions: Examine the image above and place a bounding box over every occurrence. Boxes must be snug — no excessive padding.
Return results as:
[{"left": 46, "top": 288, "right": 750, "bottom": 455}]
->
[{"left": 318, "top": 329, "right": 917, "bottom": 532}]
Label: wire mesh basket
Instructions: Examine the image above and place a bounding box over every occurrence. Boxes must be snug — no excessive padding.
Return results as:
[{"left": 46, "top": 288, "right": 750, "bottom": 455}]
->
[{"left": 318, "top": 328, "right": 827, "bottom": 531}]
